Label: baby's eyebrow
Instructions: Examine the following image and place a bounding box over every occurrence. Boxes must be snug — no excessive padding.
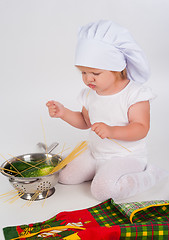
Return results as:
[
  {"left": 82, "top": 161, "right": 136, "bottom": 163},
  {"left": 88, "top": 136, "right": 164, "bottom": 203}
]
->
[
  {"left": 79, "top": 69, "right": 102, "bottom": 74},
  {"left": 90, "top": 71, "right": 101, "bottom": 74}
]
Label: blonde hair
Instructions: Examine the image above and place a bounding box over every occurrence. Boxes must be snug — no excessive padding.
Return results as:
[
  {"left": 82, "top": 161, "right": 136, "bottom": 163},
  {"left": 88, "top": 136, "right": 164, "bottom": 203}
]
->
[
  {"left": 120, "top": 68, "right": 127, "bottom": 80},
  {"left": 113, "top": 68, "right": 127, "bottom": 80}
]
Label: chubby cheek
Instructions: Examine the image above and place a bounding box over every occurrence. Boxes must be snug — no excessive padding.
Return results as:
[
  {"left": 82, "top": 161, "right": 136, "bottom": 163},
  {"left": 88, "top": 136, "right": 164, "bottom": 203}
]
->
[
  {"left": 82, "top": 77, "right": 88, "bottom": 86},
  {"left": 96, "top": 81, "right": 104, "bottom": 89},
  {"left": 82, "top": 79, "right": 87, "bottom": 86}
]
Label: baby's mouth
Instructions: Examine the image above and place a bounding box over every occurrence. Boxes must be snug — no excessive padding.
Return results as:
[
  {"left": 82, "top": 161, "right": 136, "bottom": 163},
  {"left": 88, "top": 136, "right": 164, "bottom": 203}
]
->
[{"left": 88, "top": 84, "right": 96, "bottom": 89}]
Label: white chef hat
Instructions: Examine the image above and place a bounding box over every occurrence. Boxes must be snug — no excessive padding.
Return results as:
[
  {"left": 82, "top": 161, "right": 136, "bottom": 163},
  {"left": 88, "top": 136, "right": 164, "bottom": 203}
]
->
[{"left": 75, "top": 20, "right": 150, "bottom": 83}]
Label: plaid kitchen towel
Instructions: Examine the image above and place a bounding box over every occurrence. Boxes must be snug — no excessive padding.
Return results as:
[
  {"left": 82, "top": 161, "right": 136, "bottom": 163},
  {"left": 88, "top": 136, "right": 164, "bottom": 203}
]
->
[{"left": 3, "top": 199, "right": 169, "bottom": 240}]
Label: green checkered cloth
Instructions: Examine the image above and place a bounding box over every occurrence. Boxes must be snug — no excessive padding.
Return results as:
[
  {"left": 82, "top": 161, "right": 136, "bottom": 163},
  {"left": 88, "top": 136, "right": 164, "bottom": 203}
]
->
[
  {"left": 3, "top": 199, "right": 169, "bottom": 239},
  {"left": 113, "top": 200, "right": 169, "bottom": 223},
  {"left": 88, "top": 199, "right": 169, "bottom": 239}
]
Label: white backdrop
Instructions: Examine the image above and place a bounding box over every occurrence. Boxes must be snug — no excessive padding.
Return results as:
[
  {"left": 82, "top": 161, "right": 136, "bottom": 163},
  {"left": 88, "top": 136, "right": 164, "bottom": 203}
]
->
[
  {"left": 0, "top": 0, "right": 169, "bottom": 168},
  {"left": 0, "top": 1, "right": 169, "bottom": 239}
]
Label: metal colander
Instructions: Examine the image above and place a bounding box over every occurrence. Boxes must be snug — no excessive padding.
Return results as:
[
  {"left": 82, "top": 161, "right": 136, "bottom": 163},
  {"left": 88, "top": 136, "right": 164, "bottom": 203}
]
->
[{"left": 1, "top": 152, "right": 62, "bottom": 200}]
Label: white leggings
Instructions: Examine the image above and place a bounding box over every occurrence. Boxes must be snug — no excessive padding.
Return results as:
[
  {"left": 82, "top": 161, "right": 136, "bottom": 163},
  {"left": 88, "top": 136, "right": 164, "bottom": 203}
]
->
[{"left": 58, "top": 148, "right": 166, "bottom": 201}]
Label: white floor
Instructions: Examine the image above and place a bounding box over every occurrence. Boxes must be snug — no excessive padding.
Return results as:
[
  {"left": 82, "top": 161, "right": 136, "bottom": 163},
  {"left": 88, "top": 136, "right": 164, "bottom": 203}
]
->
[{"left": 0, "top": 169, "right": 169, "bottom": 240}]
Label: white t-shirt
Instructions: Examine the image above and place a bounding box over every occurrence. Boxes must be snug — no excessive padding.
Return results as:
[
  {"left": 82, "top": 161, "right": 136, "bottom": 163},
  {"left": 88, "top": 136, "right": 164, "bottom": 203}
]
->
[{"left": 79, "top": 80, "right": 155, "bottom": 162}]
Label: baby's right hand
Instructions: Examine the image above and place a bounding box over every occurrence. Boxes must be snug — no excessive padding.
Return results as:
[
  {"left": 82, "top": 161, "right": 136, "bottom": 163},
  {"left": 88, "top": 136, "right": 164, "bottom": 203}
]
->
[{"left": 46, "top": 100, "right": 65, "bottom": 118}]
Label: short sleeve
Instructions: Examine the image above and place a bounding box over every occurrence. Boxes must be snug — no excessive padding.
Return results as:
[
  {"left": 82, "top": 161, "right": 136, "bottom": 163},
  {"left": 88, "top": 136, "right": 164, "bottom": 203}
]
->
[
  {"left": 77, "top": 88, "right": 90, "bottom": 110},
  {"left": 128, "top": 85, "right": 156, "bottom": 109}
]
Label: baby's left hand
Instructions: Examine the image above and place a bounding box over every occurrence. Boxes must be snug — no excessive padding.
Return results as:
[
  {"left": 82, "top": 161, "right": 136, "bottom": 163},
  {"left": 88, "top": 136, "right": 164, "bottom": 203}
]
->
[{"left": 91, "top": 122, "right": 111, "bottom": 139}]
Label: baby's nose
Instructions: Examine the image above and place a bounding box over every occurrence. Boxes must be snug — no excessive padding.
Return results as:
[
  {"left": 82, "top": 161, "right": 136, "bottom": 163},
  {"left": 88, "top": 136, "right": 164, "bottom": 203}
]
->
[{"left": 86, "top": 73, "right": 94, "bottom": 82}]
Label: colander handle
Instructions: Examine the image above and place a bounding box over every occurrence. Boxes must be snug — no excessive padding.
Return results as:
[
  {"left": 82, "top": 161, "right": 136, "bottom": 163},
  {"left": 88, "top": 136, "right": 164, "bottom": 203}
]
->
[
  {"left": 37, "top": 142, "right": 59, "bottom": 153},
  {"left": 9, "top": 177, "right": 39, "bottom": 184}
]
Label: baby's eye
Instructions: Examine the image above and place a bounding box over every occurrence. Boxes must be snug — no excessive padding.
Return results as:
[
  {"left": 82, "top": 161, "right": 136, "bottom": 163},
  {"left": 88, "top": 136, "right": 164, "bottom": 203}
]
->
[
  {"left": 92, "top": 72, "right": 101, "bottom": 76},
  {"left": 82, "top": 72, "right": 86, "bottom": 75}
]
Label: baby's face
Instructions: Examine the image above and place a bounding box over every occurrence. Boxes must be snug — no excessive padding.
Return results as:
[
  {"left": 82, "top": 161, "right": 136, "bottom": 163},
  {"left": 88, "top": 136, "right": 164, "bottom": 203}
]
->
[{"left": 77, "top": 66, "right": 122, "bottom": 95}]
